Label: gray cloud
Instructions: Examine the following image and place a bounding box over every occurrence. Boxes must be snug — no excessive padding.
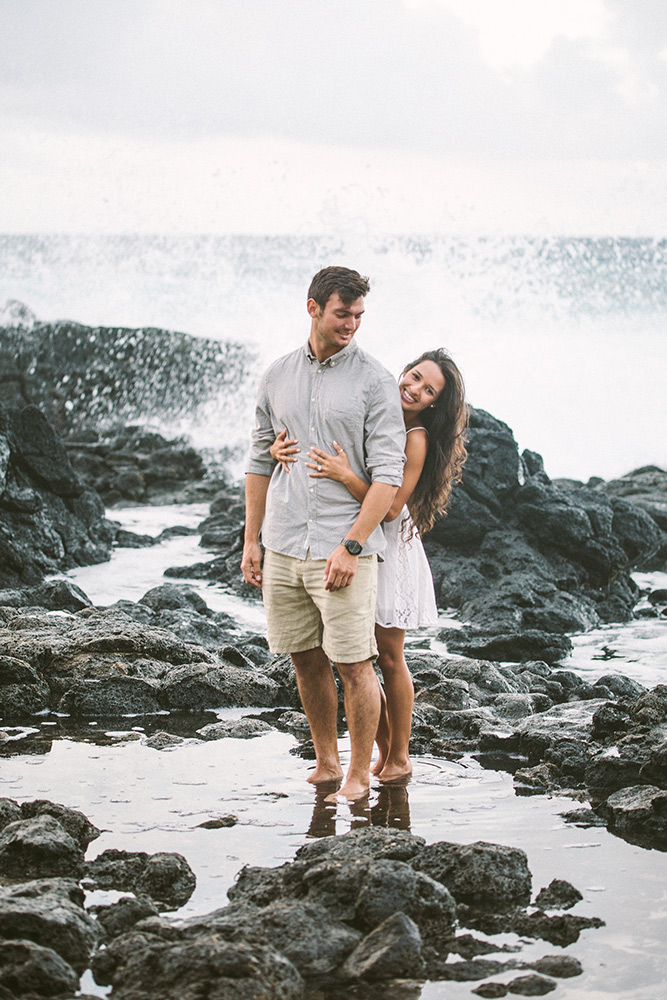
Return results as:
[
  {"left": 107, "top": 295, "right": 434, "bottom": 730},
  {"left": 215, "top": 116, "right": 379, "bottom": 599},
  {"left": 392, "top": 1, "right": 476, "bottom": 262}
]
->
[{"left": 2, "top": 0, "right": 667, "bottom": 162}]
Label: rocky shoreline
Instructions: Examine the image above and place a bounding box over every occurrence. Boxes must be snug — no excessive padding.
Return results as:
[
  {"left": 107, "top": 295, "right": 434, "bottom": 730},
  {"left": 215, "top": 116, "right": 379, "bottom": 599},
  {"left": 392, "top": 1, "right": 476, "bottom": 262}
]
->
[
  {"left": 0, "top": 801, "right": 602, "bottom": 999},
  {"left": 2, "top": 312, "right": 667, "bottom": 996}
]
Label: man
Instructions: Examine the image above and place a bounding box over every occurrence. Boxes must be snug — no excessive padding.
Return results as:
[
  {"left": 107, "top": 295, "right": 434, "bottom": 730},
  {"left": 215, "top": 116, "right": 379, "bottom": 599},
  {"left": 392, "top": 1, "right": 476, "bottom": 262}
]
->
[{"left": 241, "top": 266, "right": 405, "bottom": 802}]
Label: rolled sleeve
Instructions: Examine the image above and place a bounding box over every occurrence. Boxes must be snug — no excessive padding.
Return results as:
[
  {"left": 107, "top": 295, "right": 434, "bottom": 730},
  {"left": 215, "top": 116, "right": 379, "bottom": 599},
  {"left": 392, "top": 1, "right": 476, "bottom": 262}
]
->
[
  {"left": 364, "top": 377, "right": 406, "bottom": 485},
  {"left": 246, "top": 374, "right": 278, "bottom": 477}
]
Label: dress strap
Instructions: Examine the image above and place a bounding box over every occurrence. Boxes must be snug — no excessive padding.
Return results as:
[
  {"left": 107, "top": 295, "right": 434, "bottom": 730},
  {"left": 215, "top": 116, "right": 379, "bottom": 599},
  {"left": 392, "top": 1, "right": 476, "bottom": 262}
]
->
[{"left": 406, "top": 425, "right": 428, "bottom": 435}]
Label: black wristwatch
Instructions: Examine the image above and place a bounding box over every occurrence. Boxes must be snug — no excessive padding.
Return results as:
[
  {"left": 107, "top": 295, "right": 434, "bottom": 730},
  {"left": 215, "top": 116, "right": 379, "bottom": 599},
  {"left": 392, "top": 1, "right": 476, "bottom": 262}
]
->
[{"left": 341, "top": 538, "right": 363, "bottom": 556}]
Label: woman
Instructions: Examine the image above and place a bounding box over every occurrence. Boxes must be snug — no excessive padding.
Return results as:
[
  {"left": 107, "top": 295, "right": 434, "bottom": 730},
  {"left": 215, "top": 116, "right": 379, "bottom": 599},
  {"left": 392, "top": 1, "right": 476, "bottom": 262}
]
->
[{"left": 271, "top": 349, "right": 467, "bottom": 783}]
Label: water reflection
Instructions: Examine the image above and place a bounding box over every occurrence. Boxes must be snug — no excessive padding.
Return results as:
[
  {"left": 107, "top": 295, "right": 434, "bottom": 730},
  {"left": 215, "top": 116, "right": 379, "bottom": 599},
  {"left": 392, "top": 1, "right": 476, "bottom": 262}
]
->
[{"left": 307, "top": 782, "right": 412, "bottom": 838}]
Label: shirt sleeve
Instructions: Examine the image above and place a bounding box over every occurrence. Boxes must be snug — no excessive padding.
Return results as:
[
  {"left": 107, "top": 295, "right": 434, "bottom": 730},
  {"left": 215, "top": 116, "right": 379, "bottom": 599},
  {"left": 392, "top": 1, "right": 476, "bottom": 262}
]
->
[
  {"left": 246, "top": 370, "right": 278, "bottom": 476},
  {"left": 364, "top": 374, "right": 406, "bottom": 485}
]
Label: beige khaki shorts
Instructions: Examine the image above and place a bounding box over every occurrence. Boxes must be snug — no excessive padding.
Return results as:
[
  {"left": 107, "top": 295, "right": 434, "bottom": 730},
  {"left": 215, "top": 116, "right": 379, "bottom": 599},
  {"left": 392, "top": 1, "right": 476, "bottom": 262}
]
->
[{"left": 262, "top": 549, "right": 378, "bottom": 662}]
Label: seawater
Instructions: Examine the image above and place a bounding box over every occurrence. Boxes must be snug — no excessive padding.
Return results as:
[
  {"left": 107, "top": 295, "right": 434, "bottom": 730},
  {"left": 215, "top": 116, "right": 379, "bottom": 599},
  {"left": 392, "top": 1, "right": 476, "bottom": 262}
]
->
[
  {"left": 1, "top": 233, "right": 666, "bottom": 481},
  {"left": 8, "top": 506, "right": 663, "bottom": 1000}
]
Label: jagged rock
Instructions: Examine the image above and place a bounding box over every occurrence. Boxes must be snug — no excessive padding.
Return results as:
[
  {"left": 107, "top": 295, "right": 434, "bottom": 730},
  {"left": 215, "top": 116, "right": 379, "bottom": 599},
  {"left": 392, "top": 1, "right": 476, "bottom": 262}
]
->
[
  {"left": 197, "top": 718, "right": 275, "bottom": 740},
  {"left": 530, "top": 954, "right": 583, "bottom": 977},
  {"left": 0, "top": 816, "right": 85, "bottom": 879},
  {"left": 411, "top": 841, "right": 531, "bottom": 909},
  {"left": 91, "top": 924, "right": 303, "bottom": 999},
  {"left": 85, "top": 850, "right": 196, "bottom": 911},
  {"left": 0, "top": 938, "right": 79, "bottom": 996},
  {"left": 340, "top": 912, "right": 425, "bottom": 981},
  {"left": 534, "top": 880, "right": 583, "bottom": 910},
  {"left": 0, "top": 406, "right": 113, "bottom": 588},
  {"left": 93, "top": 897, "right": 159, "bottom": 940},
  {"left": 598, "top": 784, "right": 667, "bottom": 846},
  {"left": 0, "top": 878, "right": 98, "bottom": 974}
]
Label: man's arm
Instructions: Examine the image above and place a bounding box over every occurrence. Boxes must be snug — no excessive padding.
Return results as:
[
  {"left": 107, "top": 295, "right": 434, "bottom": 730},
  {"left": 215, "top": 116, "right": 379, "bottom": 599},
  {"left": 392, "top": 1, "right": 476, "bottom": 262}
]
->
[
  {"left": 241, "top": 473, "right": 271, "bottom": 588},
  {"left": 323, "top": 481, "right": 397, "bottom": 592}
]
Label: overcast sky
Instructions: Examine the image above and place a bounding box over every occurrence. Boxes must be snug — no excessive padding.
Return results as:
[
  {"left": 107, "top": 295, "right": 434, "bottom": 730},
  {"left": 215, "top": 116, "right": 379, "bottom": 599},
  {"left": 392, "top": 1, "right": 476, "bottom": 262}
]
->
[{"left": 2, "top": 0, "right": 667, "bottom": 233}]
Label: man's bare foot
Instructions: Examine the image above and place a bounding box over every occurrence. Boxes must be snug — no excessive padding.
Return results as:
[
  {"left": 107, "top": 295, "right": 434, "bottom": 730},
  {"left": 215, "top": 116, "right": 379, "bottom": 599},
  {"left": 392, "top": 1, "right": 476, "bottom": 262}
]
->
[
  {"left": 378, "top": 760, "right": 413, "bottom": 784},
  {"left": 325, "top": 778, "right": 370, "bottom": 803},
  {"left": 307, "top": 764, "right": 343, "bottom": 784}
]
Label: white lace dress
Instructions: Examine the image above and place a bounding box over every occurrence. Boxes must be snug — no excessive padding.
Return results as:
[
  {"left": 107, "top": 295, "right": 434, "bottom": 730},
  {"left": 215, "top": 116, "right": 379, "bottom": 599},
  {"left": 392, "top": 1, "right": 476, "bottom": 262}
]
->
[{"left": 375, "top": 506, "right": 438, "bottom": 630}]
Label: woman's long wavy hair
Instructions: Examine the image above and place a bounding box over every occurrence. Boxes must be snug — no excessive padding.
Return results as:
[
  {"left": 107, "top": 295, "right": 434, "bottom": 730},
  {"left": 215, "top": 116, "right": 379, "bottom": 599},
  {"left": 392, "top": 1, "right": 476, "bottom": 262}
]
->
[{"left": 402, "top": 348, "right": 468, "bottom": 536}]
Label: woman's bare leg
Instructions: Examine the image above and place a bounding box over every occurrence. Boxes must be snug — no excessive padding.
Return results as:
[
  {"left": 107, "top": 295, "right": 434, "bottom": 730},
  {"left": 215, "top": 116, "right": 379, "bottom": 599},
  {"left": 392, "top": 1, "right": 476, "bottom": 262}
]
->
[
  {"left": 372, "top": 677, "right": 390, "bottom": 776},
  {"left": 375, "top": 625, "right": 414, "bottom": 782}
]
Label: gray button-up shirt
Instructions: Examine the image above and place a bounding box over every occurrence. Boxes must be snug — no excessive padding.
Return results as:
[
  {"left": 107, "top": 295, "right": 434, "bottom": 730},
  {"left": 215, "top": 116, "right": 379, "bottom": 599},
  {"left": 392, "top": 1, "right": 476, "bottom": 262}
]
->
[{"left": 246, "top": 339, "right": 406, "bottom": 560}]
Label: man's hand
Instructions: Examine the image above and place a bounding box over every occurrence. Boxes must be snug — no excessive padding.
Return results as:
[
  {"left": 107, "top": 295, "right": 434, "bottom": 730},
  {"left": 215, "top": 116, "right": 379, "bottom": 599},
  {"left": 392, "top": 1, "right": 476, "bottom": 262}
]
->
[
  {"left": 241, "top": 541, "right": 263, "bottom": 588},
  {"left": 324, "top": 545, "right": 358, "bottom": 591}
]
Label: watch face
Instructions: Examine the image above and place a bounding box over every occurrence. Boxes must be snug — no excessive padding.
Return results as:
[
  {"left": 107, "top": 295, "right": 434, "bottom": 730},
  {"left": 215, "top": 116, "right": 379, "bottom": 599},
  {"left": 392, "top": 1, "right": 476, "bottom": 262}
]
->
[{"left": 343, "top": 539, "right": 362, "bottom": 555}]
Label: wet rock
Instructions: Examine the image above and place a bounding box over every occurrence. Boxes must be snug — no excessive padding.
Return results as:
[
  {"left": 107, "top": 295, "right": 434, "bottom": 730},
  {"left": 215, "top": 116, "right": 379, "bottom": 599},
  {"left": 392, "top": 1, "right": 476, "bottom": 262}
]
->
[
  {"left": 507, "top": 973, "right": 556, "bottom": 995},
  {"left": 93, "top": 897, "right": 159, "bottom": 940},
  {"left": 0, "top": 815, "right": 85, "bottom": 879},
  {"left": 139, "top": 583, "right": 211, "bottom": 616},
  {"left": 0, "top": 405, "right": 113, "bottom": 588},
  {"left": 510, "top": 911, "right": 604, "bottom": 946},
  {"left": 534, "top": 880, "right": 583, "bottom": 910},
  {"left": 0, "top": 654, "right": 50, "bottom": 719},
  {"left": 144, "top": 731, "right": 184, "bottom": 750},
  {"left": 513, "top": 701, "right": 606, "bottom": 759},
  {"left": 411, "top": 841, "right": 532, "bottom": 909},
  {"left": 0, "top": 878, "right": 98, "bottom": 973},
  {"left": 445, "top": 629, "right": 572, "bottom": 666},
  {"left": 197, "top": 718, "right": 275, "bottom": 740},
  {"left": 584, "top": 753, "right": 643, "bottom": 795},
  {"left": 598, "top": 784, "right": 667, "bottom": 847},
  {"left": 0, "top": 938, "right": 80, "bottom": 996},
  {"left": 91, "top": 924, "right": 303, "bottom": 1000},
  {"left": 85, "top": 850, "right": 196, "bottom": 911},
  {"left": 18, "top": 800, "right": 99, "bottom": 849},
  {"left": 530, "top": 954, "right": 583, "bottom": 977},
  {"left": 160, "top": 661, "right": 281, "bottom": 710},
  {"left": 341, "top": 912, "right": 424, "bottom": 981},
  {"left": 473, "top": 984, "right": 509, "bottom": 998},
  {"left": 58, "top": 675, "right": 162, "bottom": 716},
  {"left": 0, "top": 579, "right": 92, "bottom": 612}
]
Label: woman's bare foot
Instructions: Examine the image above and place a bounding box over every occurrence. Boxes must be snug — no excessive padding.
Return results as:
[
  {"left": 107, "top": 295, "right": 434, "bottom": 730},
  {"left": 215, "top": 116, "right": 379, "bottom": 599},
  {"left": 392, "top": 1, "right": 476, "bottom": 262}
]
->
[
  {"left": 371, "top": 754, "right": 386, "bottom": 777},
  {"left": 378, "top": 759, "right": 413, "bottom": 784},
  {"left": 307, "top": 764, "right": 344, "bottom": 784}
]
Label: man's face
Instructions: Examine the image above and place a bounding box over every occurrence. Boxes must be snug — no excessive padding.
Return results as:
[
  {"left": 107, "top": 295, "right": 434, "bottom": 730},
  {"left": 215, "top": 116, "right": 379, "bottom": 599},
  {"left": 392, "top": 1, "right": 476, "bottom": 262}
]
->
[{"left": 308, "top": 292, "right": 365, "bottom": 361}]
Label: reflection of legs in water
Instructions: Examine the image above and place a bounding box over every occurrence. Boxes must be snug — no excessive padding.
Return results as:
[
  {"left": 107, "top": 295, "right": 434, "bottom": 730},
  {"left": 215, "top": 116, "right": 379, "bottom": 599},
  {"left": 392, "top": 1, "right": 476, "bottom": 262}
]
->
[
  {"left": 306, "top": 781, "right": 340, "bottom": 839},
  {"left": 371, "top": 782, "right": 411, "bottom": 831},
  {"left": 325, "top": 657, "right": 381, "bottom": 803},
  {"left": 291, "top": 647, "right": 343, "bottom": 784},
  {"left": 374, "top": 625, "right": 414, "bottom": 783},
  {"left": 307, "top": 782, "right": 372, "bottom": 837}
]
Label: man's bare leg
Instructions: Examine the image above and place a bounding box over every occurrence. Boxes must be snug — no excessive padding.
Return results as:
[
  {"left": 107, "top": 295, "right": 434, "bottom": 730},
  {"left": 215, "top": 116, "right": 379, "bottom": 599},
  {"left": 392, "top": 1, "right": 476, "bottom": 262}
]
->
[
  {"left": 291, "top": 647, "right": 343, "bottom": 784},
  {"left": 328, "top": 658, "right": 381, "bottom": 802}
]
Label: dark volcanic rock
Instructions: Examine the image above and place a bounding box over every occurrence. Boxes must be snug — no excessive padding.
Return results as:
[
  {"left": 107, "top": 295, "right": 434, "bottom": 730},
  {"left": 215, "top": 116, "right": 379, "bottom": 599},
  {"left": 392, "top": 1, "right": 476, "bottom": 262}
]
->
[
  {"left": 85, "top": 849, "right": 196, "bottom": 910},
  {"left": 0, "top": 312, "right": 254, "bottom": 437},
  {"left": 0, "top": 404, "right": 113, "bottom": 587},
  {"left": 0, "top": 878, "right": 98, "bottom": 974},
  {"left": 411, "top": 841, "right": 532, "bottom": 910},
  {"left": 0, "top": 938, "right": 80, "bottom": 996}
]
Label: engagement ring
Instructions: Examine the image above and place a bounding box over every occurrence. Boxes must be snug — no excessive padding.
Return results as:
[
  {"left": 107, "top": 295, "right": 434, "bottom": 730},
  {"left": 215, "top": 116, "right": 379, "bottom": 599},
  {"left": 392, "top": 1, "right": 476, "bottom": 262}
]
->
[{"left": 317, "top": 464, "right": 322, "bottom": 472}]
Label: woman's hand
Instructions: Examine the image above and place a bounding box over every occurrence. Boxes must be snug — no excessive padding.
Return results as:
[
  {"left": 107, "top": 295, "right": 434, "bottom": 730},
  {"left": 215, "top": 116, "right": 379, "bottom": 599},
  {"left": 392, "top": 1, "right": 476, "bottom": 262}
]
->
[
  {"left": 270, "top": 429, "right": 299, "bottom": 473},
  {"left": 306, "top": 441, "right": 351, "bottom": 483}
]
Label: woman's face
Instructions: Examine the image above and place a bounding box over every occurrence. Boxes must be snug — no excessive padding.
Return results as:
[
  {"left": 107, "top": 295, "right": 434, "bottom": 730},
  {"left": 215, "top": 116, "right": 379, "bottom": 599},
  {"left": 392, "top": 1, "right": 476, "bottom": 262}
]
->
[{"left": 398, "top": 360, "right": 445, "bottom": 414}]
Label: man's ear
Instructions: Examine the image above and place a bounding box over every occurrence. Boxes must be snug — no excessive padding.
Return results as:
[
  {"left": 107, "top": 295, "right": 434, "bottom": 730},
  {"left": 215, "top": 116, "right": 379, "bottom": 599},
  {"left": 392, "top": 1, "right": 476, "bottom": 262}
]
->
[{"left": 307, "top": 298, "right": 320, "bottom": 319}]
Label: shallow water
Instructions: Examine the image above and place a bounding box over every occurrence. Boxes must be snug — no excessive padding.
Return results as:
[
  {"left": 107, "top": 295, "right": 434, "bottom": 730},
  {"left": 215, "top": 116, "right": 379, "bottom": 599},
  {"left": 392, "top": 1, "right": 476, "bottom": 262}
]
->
[{"left": 6, "top": 504, "right": 667, "bottom": 998}]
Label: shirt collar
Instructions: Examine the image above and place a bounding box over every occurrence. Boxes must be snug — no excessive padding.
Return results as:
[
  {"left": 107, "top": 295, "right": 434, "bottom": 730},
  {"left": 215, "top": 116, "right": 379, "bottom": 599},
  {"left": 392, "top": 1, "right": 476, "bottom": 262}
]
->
[{"left": 304, "top": 338, "right": 358, "bottom": 368}]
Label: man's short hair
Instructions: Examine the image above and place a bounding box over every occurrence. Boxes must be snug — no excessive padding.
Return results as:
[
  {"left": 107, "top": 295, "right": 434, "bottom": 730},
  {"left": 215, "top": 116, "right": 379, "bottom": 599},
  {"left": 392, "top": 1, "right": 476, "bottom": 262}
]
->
[{"left": 307, "top": 266, "right": 371, "bottom": 308}]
